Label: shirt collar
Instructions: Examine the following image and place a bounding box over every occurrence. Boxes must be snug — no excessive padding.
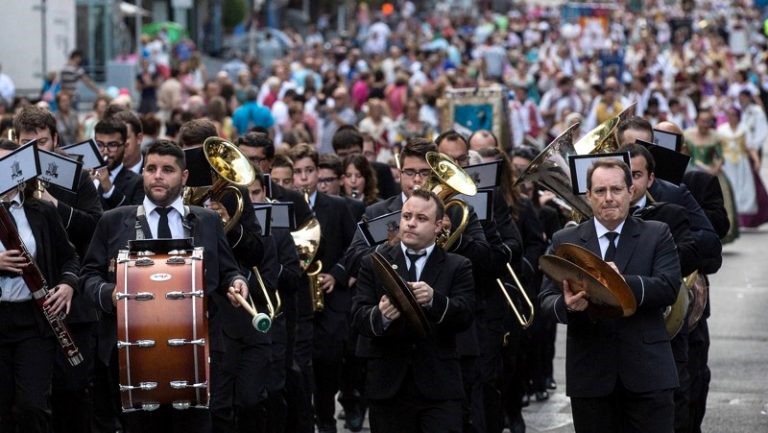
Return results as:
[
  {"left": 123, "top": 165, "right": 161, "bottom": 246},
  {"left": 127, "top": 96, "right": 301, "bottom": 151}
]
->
[
  {"left": 309, "top": 190, "right": 318, "bottom": 208},
  {"left": 400, "top": 192, "right": 408, "bottom": 205},
  {"left": 110, "top": 163, "right": 123, "bottom": 180},
  {"left": 593, "top": 217, "right": 625, "bottom": 240},
  {"left": 400, "top": 241, "right": 436, "bottom": 259},
  {"left": 634, "top": 195, "right": 648, "bottom": 210},
  {"left": 143, "top": 195, "right": 185, "bottom": 218},
  {"left": 128, "top": 155, "right": 143, "bottom": 174}
]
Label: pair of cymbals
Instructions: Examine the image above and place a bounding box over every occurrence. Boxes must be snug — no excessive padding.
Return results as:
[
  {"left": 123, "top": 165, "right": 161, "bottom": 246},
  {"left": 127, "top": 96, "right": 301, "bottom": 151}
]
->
[
  {"left": 539, "top": 243, "right": 637, "bottom": 319},
  {"left": 370, "top": 252, "right": 429, "bottom": 338}
]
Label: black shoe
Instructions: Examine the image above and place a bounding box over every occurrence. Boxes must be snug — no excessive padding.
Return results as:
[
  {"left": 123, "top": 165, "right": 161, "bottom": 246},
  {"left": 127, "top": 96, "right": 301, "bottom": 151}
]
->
[
  {"left": 344, "top": 414, "right": 364, "bottom": 432},
  {"left": 545, "top": 377, "right": 557, "bottom": 390},
  {"left": 535, "top": 390, "right": 549, "bottom": 402},
  {"left": 521, "top": 393, "right": 530, "bottom": 407},
  {"left": 509, "top": 415, "right": 526, "bottom": 433},
  {"left": 317, "top": 422, "right": 337, "bottom": 433}
]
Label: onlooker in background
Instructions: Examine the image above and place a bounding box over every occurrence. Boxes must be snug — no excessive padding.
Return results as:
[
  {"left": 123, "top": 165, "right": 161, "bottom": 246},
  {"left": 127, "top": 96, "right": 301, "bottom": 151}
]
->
[
  {"left": 54, "top": 91, "right": 81, "bottom": 145},
  {"left": 233, "top": 87, "right": 275, "bottom": 137},
  {"left": 60, "top": 49, "right": 102, "bottom": 103},
  {"left": 82, "top": 95, "right": 111, "bottom": 140},
  {"left": 0, "top": 64, "right": 15, "bottom": 103}
]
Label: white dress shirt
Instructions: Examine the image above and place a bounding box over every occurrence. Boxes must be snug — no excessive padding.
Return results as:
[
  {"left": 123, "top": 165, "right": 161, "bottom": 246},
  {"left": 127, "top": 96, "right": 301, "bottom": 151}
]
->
[
  {"left": 0, "top": 194, "right": 35, "bottom": 301},
  {"left": 143, "top": 196, "right": 186, "bottom": 239}
]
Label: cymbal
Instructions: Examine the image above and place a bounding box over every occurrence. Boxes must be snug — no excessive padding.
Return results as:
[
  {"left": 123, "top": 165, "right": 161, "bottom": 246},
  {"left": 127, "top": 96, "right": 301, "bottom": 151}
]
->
[
  {"left": 554, "top": 243, "right": 637, "bottom": 317},
  {"left": 370, "top": 252, "right": 429, "bottom": 338},
  {"left": 539, "top": 255, "right": 624, "bottom": 319}
]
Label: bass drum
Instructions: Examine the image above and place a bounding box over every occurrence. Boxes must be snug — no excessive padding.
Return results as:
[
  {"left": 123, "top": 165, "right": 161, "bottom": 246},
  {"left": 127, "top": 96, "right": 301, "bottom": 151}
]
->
[{"left": 115, "top": 247, "right": 209, "bottom": 411}]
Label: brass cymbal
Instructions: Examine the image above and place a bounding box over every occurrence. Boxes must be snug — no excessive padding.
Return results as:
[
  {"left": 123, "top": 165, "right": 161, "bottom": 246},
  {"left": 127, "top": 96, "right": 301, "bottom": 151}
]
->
[
  {"left": 539, "top": 255, "right": 624, "bottom": 319},
  {"left": 554, "top": 243, "right": 637, "bottom": 317},
  {"left": 370, "top": 252, "right": 429, "bottom": 338}
]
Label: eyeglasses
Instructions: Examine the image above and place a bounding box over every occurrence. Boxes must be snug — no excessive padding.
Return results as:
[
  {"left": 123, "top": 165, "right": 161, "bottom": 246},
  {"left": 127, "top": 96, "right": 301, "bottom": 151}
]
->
[
  {"left": 318, "top": 176, "right": 339, "bottom": 184},
  {"left": 401, "top": 169, "right": 432, "bottom": 178},
  {"left": 96, "top": 141, "right": 125, "bottom": 150},
  {"left": 247, "top": 156, "right": 266, "bottom": 164},
  {"left": 590, "top": 186, "right": 628, "bottom": 197}
]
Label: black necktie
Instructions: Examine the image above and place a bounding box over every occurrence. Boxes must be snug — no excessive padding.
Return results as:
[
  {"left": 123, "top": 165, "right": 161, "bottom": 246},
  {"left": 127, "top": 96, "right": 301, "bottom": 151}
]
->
[
  {"left": 604, "top": 232, "right": 618, "bottom": 262},
  {"left": 156, "top": 207, "right": 172, "bottom": 239},
  {"left": 406, "top": 252, "right": 426, "bottom": 282}
]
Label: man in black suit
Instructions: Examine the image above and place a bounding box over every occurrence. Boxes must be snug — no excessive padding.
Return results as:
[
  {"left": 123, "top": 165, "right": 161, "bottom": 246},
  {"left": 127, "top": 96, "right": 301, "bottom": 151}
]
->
[
  {"left": 288, "top": 143, "right": 357, "bottom": 433},
  {"left": 332, "top": 125, "right": 400, "bottom": 200},
  {"left": 81, "top": 140, "right": 250, "bottom": 433},
  {"left": 177, "top": 119, "right": 271, "bottom": 432},
  {"left": 93, "top": 118, "right": 144, "bottom": 210},
  {"left": 235, "top": 131, "right": 316, "bottom": 433},
  {"left": 109, "top": 109, "right": 145, "bottom": 175},
  {"left": 0, "top": 142, "right": 81, "bottom": 433},
  {"left": 14, "top": 105, "right": 103, "bottom": 433},
  {"left": 539, "top": 158, "right": 681, "bottom": 433},
  {"left": 351, "top": 189, "right": 475, "bottom": 433}
]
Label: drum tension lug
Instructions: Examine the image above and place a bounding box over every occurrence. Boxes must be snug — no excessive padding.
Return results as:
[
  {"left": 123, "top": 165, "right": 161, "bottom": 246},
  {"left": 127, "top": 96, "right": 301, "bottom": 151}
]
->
[
  {"left": 166, "top": 256, "right": 186, "bottom": 265},
  {"left": 135, "top": 258, "right": 155, "bottom": 267}
]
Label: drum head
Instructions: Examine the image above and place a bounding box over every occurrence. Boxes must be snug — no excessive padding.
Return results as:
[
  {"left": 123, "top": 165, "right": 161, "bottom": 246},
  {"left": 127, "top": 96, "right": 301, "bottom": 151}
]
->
[
  {"left": 371, "top": 252, "right": 429, "bottom": 338},
  {"left": 539, "top": 254, "right": 624, "bottom": 319},
  {"left": 554, "top": 243, "right": 637, "bottom": 317}
]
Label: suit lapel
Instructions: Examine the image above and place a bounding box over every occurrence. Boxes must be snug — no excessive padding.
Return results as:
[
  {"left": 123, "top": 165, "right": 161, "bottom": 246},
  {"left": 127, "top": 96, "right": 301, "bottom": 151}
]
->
[
  {"left": 387, "top": 195, "right": 403, "bottom": 213},
  {"left": 383, "top": 244, "right": 408, "bottom": 282},
  {"left": 578, "top": 219, "right": 601, "bottom": 257},
  {"left": 419, "top": 247, "right": 445, "bottom": 292},
  {"left": 613, "top": 217, "right": 641, "bottom": 273}
]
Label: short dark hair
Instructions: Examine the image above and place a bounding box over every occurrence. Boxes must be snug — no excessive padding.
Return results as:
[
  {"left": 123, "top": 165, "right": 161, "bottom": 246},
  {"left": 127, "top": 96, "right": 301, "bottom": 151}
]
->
[
  {"left": 271, "top": 153, "right": 294, "bottom": 171},
  {"left": 0, "top": 138, "right": 19, "bottom": 151},
  {"left": 618, "top": 143, "right": 655, "bottom": 174},
  {"left": 69, "top": 49, "right": 83, "bottom": 60},
  {"left": 617, "top": 116, "right": 653, "bottom": 143},
  {"left": 178, "top": 119, "right": 217, "bottom": 148},
  {"left": 288, "top": 143, "right": 318, "bottom": 168},
  {"left": 13, "top": 105, "right": 57, "bottom": 142},
  {"left": 399, "top": 137, "right": 436, "bottom": 167},
  {"left": 318, "top": 153, "right": 343, "bottom": 177},
  {"left": 141, "top": 114, "right": 161, "bottom": 136},
  {"left": 236, "top": 131, "right": 275, "bottom": 159},
  {"left": 586, "top": 159, "right": 632, "bottom": 191},
  {"left": 332, "top": 125, "right": 364, "bottom": 152},
  {"left": 467, "top": 129, "right": 498, "bottom": 148},
  {"left": 435, "top": 130, "right": 469, "bottom": 150},
  {"left": 110, "top": 110, "right": 143, "bottom": 136},
  {"left": 94, "top": 117, "right": 127, "bottom": 142},
  {"left": 407, "top": 189, "right": 445, "bottom": 220},
  {"left": 145, "top": 139, "right": 186, "bottom": 170}
]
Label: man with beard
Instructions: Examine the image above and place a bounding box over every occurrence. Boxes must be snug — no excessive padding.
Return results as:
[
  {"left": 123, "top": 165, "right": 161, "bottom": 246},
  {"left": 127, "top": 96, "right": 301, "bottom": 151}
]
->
[
  {"left": 93, "top": 117, "right": 144, "bottom": 210},
  {"left": 81, "top": 139, "right": 249, "bottom": 433}
]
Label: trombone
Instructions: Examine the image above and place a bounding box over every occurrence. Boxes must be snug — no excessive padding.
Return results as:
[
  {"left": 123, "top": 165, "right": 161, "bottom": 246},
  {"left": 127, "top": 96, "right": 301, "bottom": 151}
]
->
[
  {"left": 496, "top": 262, "right": 535, "bottom": 329},
  {"left": 183, "top": 137, "right": 256, "bottom": 233}
]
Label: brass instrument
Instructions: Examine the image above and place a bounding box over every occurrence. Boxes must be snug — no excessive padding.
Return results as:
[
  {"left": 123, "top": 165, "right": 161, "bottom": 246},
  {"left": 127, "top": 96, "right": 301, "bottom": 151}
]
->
[
  {"left": 290, "top": 205, "right": 325, "bottom": 312},
  {"left": 515, "top": 123, "right": 593, "bottom": 220},
  {"left": 573, "top": 103, "right": 637, "bottom": 155},
  {"left": 183, "top": 137, "right": 256, "bottom": 233},
  {"left": 496, "top": 263, "right": 535, "bottom": 329},
  {"left": 421, "top": 151, "right": 477, "bottom": 250}
]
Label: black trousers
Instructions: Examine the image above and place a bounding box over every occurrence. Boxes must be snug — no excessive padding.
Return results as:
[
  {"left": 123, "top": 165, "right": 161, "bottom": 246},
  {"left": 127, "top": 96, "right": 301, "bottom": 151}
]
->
[
  {"left": 368, "top": 372, "right": 462, "bottom": 433},
  {"left": 285, "top": 282, "right": 314, "bottom": 433},
  {"left": 0, "top": 301, "right": 56, "bottom": 433},
  {"left": 688, "top": 319, "right": 710, "bottom": 433},
  {"left": 52, "top": 321, "right": 97, "bottom": 433},
  {"left": 570, "top": 379, "right": 675, "bottom": 433}
]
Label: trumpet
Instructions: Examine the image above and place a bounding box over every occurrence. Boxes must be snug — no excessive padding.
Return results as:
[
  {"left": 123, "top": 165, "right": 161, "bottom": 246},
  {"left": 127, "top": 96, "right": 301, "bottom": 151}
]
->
[
  {"left": 421, "top": 151, "right": 477, "bottom": 250},
  {"left": 496, "top": 262, "right": 535, "bottom": 329},
  {"left": 183, "top": 137, "right": 256, "bottom": 233}
]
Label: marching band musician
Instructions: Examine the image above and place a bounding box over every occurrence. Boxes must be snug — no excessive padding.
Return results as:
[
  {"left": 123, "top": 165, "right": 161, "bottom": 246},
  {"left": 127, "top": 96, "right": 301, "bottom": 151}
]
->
[
  {"left": 539, "top": 158, "right": 681, "bottom": 433},
  {"left": 286, "top": 143, "right": 357, "bottom": 433},
  {"left": 234, "top": 131, "right": 316, "bottom": 433},
  {"left": 435, "top": 130, "right": 528, "bottom": 433},
  {"left": 92, "top": 117, "right": 144, "bottom": 210},
  {"left": 176, "top": 119, "right": 271, "bottom": 432},
  {"left": 0, "top": 139, "right": 81, "bottom": 433},
  {"left": 351, "top": 189, "right": 475, "bottom": 433},
  {"left": 13, "top": 105, "right": 104, "bottom": 433},
  {"left": 81, "top": 140, "right": 250, "bottom": 433}
]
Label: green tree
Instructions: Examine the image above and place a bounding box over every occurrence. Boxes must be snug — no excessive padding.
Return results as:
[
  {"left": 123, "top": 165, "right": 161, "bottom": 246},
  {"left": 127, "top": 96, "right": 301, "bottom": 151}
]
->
[{"left": 223, "top": 0, "right": 247, "bottom": 31}]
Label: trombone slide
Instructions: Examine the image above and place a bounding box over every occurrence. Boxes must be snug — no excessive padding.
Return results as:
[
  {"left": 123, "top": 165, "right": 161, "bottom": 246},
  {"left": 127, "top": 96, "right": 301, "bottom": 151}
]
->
[{"left": 496, "top": 262, "right": 535, "bottom": 329}]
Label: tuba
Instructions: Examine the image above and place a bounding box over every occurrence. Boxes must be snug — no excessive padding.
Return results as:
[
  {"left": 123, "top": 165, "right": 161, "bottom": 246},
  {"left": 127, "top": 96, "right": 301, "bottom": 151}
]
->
[
  {"left": 573, "top": 102, "right": 637, "bottom": 155},
  {"left": 290, "top": 209, "right": 325, "bottom": 312},
  {"left": 514, "top": 123, "right": 593, "bottom": 220},
  {"left": 183, "top": 137, "right": 256, "bottom": 233},
  {"left": 421, "top": 151, "right": 477, "bottom": 250}
]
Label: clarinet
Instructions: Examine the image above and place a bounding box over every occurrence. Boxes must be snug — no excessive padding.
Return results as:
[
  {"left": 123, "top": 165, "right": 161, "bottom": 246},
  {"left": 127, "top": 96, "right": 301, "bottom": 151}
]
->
[{"left": 0, "top": 203, "right": 83, "bottom": 366}]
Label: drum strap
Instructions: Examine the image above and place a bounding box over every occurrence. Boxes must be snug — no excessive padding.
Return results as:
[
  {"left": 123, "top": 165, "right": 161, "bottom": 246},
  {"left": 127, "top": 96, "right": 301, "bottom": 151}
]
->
[{"left": 135, "top": 205, "right": 192, "bottom": 240}]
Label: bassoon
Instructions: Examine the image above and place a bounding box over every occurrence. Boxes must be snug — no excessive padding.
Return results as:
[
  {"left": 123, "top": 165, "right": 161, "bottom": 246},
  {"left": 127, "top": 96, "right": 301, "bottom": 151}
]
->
[{"left": 0, "top": 202, "right": 83, "bottom": 366}]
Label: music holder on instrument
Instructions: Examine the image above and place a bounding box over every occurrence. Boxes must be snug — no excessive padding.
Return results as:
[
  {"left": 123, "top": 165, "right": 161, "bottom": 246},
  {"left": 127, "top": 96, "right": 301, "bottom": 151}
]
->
[
  {"left": 370, "top": 252, "right": 429, "bottom": 339},
  {"left": 554, "top": 243, "right": 637, "bottom": 317}
]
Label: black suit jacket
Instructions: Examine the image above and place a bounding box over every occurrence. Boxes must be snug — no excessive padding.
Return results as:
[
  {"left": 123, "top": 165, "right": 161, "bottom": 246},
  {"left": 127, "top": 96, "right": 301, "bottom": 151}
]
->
[
  {"left": 270, "top": 181, "right": 313, "bottom": 227},
  {"left": 98, "top": 168, "right": 144, "bottom": 210},
  {"left": 81, "top": 205, "right": 244, "bottom": 363},
  {"left": 649, "top": 178, "right": 722, "bottom": 274},
  {"left": 50, "top": 170, "right": 103, "bottom": 324},
  {"left": 635, "top": 202, "right": 699, "bottom": 276},
  {"left": 313, "top": 192, "right": 357, "bottom": 314},
  {"left": 351, "top": 244, "right": 475, "bottom": 400},
  {"left": 539, "top": 216, "right": 681, "bottom": 397},
  {"left": 682, "top": 170, "right": 730, "bottom": 239}
]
